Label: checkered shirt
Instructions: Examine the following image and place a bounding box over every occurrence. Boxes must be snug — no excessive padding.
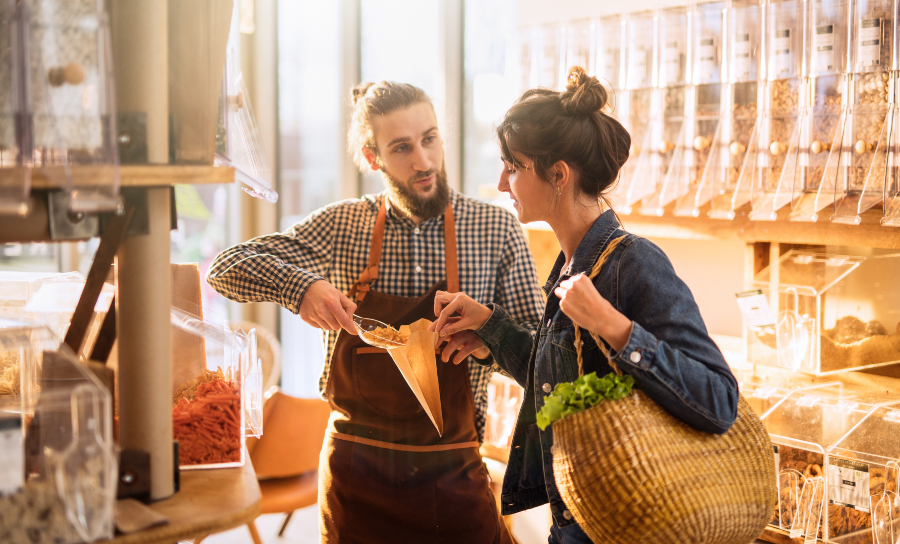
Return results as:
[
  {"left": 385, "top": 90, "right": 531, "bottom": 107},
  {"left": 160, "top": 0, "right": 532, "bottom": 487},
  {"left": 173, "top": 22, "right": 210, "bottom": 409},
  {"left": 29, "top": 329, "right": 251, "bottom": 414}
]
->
[{"left": 207, "top": 190, "right": 544, "bottom": 442}]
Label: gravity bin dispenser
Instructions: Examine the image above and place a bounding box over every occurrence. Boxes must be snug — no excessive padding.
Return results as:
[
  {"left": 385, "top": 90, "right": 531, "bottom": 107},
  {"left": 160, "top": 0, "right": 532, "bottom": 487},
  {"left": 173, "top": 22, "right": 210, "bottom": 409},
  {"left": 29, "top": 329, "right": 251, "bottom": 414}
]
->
[
  {"left": 750, "top": 0, "right": 808, "bottom": 220},
  {"left": 635, "top": 6, "right": 691, "bottom": 217},
  {"left": 746, "top": 249, "right": 900, "bottom": 375},
  {"left": 613, "top": 10, "right": 657, "bottom": 214},
  {"left": 702, "top": 0, "right": 765, "bottom": 220}
]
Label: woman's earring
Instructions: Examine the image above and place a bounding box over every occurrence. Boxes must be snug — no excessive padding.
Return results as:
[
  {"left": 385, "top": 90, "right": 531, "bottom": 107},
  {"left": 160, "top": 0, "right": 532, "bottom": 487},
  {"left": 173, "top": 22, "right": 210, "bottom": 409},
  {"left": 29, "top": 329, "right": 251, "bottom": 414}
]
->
[{"left": 556, "top": 185, "right": 562, "bottom": 196}]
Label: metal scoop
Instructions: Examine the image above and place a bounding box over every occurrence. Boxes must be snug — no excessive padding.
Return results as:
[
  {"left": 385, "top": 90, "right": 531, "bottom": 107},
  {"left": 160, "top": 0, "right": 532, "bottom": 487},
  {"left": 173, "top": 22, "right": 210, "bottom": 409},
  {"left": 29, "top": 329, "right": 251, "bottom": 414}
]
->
[{"left": 353, "top": 314, "right": 404, "bottom": 348}]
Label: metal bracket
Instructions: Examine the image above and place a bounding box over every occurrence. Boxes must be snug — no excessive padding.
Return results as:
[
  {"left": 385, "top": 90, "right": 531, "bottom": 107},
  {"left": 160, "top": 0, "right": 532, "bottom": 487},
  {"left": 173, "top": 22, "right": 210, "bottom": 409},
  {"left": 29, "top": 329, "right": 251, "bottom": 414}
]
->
[
  {"left": 47, "top": 191, "right": 100, "bottom": 240},
  {"left": 117, "top": 112, "right": 148, "bottom": 164}
]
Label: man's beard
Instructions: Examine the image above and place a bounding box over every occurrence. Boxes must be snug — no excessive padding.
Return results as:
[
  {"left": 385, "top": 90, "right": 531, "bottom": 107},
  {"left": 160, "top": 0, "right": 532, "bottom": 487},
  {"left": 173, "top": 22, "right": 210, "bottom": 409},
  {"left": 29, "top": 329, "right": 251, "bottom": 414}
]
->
[{"left": 380, "top": 164, "right": 451, "bottom": 219}]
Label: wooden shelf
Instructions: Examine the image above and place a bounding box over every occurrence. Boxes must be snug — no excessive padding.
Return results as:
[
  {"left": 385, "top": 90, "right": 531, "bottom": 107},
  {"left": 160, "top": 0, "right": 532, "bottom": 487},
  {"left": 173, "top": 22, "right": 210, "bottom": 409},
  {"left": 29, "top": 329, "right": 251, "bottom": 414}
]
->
[
  {"left": 96, "top": 462, "right": 261, "bottom": 544},
  {"left": 0, "top": 165, "right": 235, "bottom": 190}
]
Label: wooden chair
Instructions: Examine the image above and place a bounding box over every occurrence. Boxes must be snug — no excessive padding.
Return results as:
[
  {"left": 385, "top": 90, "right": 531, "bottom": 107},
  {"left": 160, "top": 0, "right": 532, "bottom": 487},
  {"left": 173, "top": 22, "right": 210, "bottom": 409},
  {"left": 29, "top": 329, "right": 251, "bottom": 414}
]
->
[{"left": 244, "top": 387, "right": 331, "bottom": 544}]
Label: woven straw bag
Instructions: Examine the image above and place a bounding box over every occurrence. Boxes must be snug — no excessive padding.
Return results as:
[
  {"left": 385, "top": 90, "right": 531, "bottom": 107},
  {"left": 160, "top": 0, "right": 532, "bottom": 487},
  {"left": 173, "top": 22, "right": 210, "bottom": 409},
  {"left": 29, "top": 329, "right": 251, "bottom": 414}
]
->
[{"left": 551, "top": 236, "right": 776, "bottom": 544}]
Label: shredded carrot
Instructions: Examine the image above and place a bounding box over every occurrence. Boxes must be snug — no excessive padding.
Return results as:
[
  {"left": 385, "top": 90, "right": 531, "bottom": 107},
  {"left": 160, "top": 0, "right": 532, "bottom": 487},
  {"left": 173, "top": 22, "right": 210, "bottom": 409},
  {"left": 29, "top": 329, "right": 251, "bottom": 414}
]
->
[{"left": 172, "top": 374, "right": 241, "bottom": 465}]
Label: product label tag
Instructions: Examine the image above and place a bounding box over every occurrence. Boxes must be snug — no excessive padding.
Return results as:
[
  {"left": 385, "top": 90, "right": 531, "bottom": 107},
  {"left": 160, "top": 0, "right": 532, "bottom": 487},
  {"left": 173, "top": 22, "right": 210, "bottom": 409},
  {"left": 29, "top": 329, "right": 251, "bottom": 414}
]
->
[
  {"left": 736, "top": 289, "right": 776, "bottom": 327},
  {"left": 858, "top": 18, "right": 882, "bottom": 68},
  {"left": 0, "top": 417, "right": 24, "bottom": 496},
  {"left": 815, "top": 24, "right": 835, "bottom": 72},
  {"left": 665, "top": 40, "right": 682, "bottom": 83},
  {"left": 699, "top": 37, "right": 717, "bottom": 81},
  {"left": 773, "top": 28, "right": 792, "bottom": 77},
  {"left": 828, "top": 457, "right": 871, "bottom": 512},
  {"left": 733, "top": 33, "right": 752, "bottom": 80}
]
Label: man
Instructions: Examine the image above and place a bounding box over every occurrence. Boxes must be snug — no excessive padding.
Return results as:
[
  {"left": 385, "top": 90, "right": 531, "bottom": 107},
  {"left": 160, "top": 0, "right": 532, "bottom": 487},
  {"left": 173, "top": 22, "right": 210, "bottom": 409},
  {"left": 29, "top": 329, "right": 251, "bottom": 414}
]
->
[{"left": 207, "top": 80, "right": 543, "bottom": 543}]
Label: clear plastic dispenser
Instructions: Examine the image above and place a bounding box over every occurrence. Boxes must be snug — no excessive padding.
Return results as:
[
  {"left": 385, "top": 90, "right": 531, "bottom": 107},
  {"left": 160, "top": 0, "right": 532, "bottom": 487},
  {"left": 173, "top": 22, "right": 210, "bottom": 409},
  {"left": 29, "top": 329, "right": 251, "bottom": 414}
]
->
[
  {"left": 885, "top": 93, "right": 900, "bottom": 226},
  {"left": 747, "top": 249, "right": 900, "bottom": 375},
  {"left": 215, "top": 44, "right": 278, "bottom": 203},
  {"left": 565, "top": 18, "right": 593, "bottom": 75},
  {"left": 759, "top": 382, "right": 882, "bottom": 538},
  {"left": 0, "top": 0, "right": 68, "bottom": 216},
  {"left": 28, "top": 0, "right": 121, "bottom": 213},
  {"left": 673, "top": 1, "right": 726, "bottom": 217},
  {"left": 613, "top": 11, "right": 656, "bottom": 214},
  {"left": 635, "top": 6, "right": 690, "bottom": 217},
  {"left": 789, "top": 0, "right": 850, "bottom": 222},
  {"left": 701, "top": 0, "right": 763, "bottom": 219},
  {"left": 517, "top": 22, "right": 563, "bottom": 93},
  {"left": 825, "top": 402, "right": 900, "bottom": 542},
  {"left": 0, "top": 320, "right": 116, "bottom": 544},
  {"left": 595, "top": 15, "right": 623, "bottom": 92},
  {"left": 750, "top": 0, "right": 808, "bottom": 221},
  {"left": 484, "top": 373, "right": 524, "bottom": 451},
  {"left": 830, "top": 0, "right": 897, "bottom": 224},
  {"left": 170, "top": 299, "right": 262, "bottom": 469}
]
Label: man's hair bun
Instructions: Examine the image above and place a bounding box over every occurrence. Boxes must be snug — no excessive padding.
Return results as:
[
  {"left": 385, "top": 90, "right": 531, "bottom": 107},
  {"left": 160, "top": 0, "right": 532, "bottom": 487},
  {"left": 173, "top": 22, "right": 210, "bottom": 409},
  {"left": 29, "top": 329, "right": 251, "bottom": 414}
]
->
[
  {"left": 351, "top": 82, "right": 375, "bottom": 105},
  {"left": 559, "top": 66, "right": 608, "bottom": 116}
]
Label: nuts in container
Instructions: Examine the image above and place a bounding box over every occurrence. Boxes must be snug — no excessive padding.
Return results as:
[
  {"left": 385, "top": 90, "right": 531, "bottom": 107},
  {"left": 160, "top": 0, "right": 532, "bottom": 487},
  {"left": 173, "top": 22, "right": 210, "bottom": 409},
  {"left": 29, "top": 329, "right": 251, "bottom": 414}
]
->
[{"left": 763, "top": 78, "right": 801, "bottom": 192}]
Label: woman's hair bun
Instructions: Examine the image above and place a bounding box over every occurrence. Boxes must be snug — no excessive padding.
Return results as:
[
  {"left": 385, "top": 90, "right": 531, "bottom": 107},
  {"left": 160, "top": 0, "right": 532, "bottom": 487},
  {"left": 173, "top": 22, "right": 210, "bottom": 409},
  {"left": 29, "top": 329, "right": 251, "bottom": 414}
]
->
[
  {"left": 351, "top": 82, "right": 375, "bottom": 105},
  {"left": 559, "top": 66, "right": 608, "bottom": 116}
]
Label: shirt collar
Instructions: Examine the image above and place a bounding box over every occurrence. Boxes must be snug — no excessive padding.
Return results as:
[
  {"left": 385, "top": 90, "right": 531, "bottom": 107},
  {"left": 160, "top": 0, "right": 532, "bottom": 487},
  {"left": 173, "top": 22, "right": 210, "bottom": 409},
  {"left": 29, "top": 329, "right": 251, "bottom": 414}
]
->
[{"left": 541, "top": 209, "right": 621, "bottom": 295}]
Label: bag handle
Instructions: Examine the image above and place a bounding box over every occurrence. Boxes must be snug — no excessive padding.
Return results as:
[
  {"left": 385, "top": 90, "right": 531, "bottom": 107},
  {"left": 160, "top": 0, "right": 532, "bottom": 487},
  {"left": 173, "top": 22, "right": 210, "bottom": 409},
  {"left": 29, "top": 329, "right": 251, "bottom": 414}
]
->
[{"left": 573, "top": 235, "right": 627, "bottom": 377}]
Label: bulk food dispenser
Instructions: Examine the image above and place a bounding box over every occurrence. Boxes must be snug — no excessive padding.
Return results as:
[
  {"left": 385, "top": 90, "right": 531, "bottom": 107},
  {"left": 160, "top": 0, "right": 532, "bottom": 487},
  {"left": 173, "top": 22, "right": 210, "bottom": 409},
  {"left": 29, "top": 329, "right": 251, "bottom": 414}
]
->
[
  {"left": 829, "top": 0, "right": 897, "bottom": 224},
  {"left": 746, "top": 250, "right": 900, "bottom": 375},
  {"left": 0, "top": 0, "right": 121, "bottom": 216},
  {"left": 613, "top": 10, "right": 657, "bottom": 214},
  {"left": 758, "top": 382, "right": 890, "bottom": 540},
  {"left": 517, "top": 23, "right": 564, "bottom": 94},
  {"left": 702, "top": 0, "right": 765, "bottom": 220},
  {"left": 789, "top": 0, "right": 850, "bottom": 222},
  {"left": 750, "top": 0, "right": 808, "bottom": 220},
  {"left": 673, "top": 1, "right": 726, "bottom": 217},
  {"left": 635, "top": 6, "right": 691, "bottom": 217},
  {"left": 0, "top": 320, "right": 116, "bottom": 544},
  {"left": 565, "top": 18, "right": 593, "bottom": 77}
]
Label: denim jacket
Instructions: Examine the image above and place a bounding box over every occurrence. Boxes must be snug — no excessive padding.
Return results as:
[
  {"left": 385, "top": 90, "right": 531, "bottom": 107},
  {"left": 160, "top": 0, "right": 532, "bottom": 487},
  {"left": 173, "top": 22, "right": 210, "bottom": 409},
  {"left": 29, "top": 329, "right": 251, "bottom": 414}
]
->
[{"left": 473, "top": 210, "right": 739, "bottom": 528}]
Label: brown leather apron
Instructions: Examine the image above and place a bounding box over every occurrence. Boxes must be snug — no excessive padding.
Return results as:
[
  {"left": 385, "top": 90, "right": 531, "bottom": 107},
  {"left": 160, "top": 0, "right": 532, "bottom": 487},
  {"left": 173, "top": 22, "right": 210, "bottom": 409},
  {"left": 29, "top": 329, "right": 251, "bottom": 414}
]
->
[{"left": 319, "top": 199, "right": 510, "bottom": 544}]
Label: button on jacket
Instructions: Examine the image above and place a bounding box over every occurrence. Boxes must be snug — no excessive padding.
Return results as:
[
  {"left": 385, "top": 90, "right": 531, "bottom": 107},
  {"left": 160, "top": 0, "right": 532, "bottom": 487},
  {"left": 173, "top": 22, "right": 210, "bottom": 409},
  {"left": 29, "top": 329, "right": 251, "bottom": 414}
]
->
[{"left": 473, "top": 209, "right": 739, "bottom": 528}]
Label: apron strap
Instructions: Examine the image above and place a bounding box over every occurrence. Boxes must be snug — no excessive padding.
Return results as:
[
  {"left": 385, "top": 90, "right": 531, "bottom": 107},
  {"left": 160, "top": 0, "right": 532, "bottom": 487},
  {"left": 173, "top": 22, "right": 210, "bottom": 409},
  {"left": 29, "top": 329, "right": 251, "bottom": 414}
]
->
[
  {"left": 349, "top": 197, "right": 459, "bottom": 302},
  {"left": 443, "top": 204, "right": 459, "bottom": 294},
  {"left": 329, "top": 430, "right": 478, "bottom": 453}
]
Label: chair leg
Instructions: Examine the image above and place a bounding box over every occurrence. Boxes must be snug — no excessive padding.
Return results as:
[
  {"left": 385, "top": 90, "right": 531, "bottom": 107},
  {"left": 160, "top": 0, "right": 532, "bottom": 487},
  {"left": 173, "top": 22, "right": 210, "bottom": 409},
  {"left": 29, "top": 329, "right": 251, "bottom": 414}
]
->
[
  {"left": 277, "top": 511, "right": 295, "bottom": 537},
  {"left": 247, "top": 520, "right": 264, "bottom": 544}
]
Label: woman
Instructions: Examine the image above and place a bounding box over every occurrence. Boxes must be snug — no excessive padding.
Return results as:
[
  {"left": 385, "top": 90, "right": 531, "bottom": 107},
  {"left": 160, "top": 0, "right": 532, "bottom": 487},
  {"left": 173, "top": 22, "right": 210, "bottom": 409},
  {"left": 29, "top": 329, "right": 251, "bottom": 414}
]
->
[{"left": 429, "top": 67, "right": 739, "bottom": 544}]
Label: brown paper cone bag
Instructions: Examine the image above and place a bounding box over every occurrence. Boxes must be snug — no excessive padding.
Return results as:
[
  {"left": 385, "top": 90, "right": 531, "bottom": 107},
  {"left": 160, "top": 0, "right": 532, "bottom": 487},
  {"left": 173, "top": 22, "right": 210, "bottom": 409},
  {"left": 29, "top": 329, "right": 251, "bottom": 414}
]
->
[{"left": 388, "top": 318, "right": 443, "bottom": 435}]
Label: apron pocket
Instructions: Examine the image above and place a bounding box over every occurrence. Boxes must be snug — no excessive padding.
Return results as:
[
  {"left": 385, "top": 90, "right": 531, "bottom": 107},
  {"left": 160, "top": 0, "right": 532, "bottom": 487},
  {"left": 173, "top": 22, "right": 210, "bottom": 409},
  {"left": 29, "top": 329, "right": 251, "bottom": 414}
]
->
[{"left": 353, "top": 347, "right": 425, "bottom": 420}]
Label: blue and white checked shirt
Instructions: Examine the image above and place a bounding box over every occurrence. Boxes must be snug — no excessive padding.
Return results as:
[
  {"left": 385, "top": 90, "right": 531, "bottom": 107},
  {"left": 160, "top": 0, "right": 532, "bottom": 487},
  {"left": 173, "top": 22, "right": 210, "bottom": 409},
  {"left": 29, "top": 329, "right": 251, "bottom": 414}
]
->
[{"left": 207, "top": 190, "right": 544, "bottom": 441}]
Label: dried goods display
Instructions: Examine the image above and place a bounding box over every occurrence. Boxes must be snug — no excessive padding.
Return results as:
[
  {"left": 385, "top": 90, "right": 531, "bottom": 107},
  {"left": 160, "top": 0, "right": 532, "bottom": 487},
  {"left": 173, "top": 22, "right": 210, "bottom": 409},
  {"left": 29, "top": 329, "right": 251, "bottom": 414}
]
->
[
  {"left": 705, "top": 0, "right": 763, "bottom": 219},
  {"left": 832, "top": 0, "right": 897, "bottom": 223},
  {"left": 594, "top": 15, "right": 622, "bottom": 91},
  {"left": 173, "top": 368, "right": 241, "bottom": 466},
  {"left": 361, "top": 326, "right": 408, "bottom": 348},
  {"left": 169, "top": 306, "right": 261, "bottom": 468},
  {"left": 0, "top": 350, "right": 19, "bottom": 397},
  {"left": 747, "top": 251, "right": 900, "bottom": 375}
]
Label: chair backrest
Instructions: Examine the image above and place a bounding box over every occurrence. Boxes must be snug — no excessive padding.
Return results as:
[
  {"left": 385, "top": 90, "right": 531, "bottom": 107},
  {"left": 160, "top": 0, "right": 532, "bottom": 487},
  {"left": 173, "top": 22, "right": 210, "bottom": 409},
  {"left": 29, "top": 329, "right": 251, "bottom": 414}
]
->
[{"left": 247, "top": 387, "right": 331, "bottom": 479}]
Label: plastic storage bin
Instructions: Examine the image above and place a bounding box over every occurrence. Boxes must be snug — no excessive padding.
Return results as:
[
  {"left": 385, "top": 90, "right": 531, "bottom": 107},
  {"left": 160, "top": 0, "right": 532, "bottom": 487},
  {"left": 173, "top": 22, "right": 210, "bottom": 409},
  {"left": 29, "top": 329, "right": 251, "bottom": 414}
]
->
[
  {"left": 759, "top": 382, "right": 884, "bottom": 539},
  {"left": 170, "top": 299, "right": 262, "bottom": 469},
  {"left": 747, "top": 249, "right": 900, "bottom": 375},
  {"left": 484, "top": 373, "right": 523, "bottom": 451},
  {"left": 0, "top": 319, "right": 116, "bottom": 544}
]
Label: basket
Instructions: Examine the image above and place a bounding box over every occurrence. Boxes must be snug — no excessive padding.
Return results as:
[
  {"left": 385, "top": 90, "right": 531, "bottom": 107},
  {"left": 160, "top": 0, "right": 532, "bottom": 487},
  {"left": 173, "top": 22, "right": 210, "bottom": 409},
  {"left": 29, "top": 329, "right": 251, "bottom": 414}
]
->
[{"left": 551, "top": 236, "right": 776, "bottom": 543}]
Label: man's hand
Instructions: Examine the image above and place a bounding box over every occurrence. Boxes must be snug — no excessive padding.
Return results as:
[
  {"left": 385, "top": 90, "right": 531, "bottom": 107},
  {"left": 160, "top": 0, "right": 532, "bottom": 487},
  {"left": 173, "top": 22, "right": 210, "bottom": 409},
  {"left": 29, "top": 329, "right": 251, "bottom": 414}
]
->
[
  {"left": 298, "top": 280, "right": 357, "bottom": 334},
  {"left": 428, "top": 291, "right": 493, "bottom": 364}
]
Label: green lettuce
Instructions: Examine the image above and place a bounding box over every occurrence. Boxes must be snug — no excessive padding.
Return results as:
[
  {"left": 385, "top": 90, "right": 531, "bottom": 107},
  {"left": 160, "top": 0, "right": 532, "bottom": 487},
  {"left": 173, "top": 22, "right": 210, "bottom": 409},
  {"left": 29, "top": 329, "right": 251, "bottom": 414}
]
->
[{"left": 536, "top": 372, "right": 635, "bottom": 430}]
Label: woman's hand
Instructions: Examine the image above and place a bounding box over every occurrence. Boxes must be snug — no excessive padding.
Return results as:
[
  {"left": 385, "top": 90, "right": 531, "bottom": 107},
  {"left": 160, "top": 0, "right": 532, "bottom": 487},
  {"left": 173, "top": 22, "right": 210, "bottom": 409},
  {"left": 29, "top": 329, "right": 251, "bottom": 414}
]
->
[
  {"left": 554, "top": 274, "right": 632, "bottom": 353},
  {"left": 429, "top": 291, "right": 493, "bottom": 364}
]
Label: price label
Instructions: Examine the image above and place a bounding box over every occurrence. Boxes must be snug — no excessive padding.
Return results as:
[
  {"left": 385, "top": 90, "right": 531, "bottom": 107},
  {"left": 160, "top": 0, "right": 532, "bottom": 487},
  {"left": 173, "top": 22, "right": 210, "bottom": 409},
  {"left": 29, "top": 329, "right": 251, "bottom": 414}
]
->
[
  {"left": 665, "top": 41, "right": 682, "bottom": 83},
  {"left": 0, "top": 417, "right": 23, "bottom": 496},
  {"left": 828, "top": 457, "right": 871, "bottom": 512},
  {"left": 698, "top": 37, "right": 717, "bottom": 81},
  {"left": 733, "top": 33, "right": 752, "bottom": 80},
  {"left": 858, "top": 18, "right": 882, "bottom": 68},
  {"left": 773, "top": 29, "right": 792, "bottom": 77},
  {"left": 736, "top": 289, "right": 776, "bottom": 327},
  {"left": 815, "top": 24, "right": 835, "bottom": 72}
]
